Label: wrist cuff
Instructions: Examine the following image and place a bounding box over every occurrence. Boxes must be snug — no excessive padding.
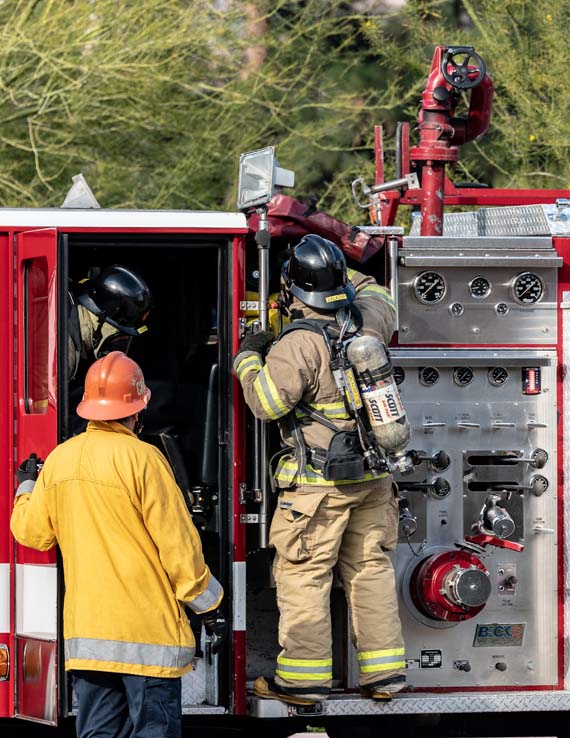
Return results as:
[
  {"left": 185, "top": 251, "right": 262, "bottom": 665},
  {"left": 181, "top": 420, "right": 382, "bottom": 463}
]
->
[{"left": 233, "top": 350, "right": 262, "bottom": 375}]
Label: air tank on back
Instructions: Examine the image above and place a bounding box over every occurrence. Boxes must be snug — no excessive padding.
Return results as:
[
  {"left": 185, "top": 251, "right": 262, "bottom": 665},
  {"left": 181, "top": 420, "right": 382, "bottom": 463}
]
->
[{"left": 347, "top": 335, "right": 410, "bottom": 457}]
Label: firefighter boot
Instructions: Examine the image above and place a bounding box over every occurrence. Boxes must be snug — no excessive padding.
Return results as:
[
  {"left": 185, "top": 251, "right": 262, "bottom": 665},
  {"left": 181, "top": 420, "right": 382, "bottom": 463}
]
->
[
  {"left": 252, "top": 677, "right": 322, "bottom": 705},
  {"left": 359, "top": 676, "right": 407, "bottom": 701}
]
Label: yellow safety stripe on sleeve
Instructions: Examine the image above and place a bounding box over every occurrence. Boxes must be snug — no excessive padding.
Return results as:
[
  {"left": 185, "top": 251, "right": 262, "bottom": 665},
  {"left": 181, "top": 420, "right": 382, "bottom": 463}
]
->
[
  {"left": 295, "top": 401, "right": 351, "bottom": 421},
  {"left": 274, "top": 458, "right": 387, "bottom": 487},
  {"left": 253, "top": 366, "right": 289, "bottom": 420},
  {"left": 359, "top": 284, "right": 395, "bottom": 309},
  {"left": 357, "top": 648, "right": 406, "bottom": 674},
  {"left": 235, "top": 354, "right": 263, "bottom": 381},
  {"left": 347, "top": 268, "right": 357, "bottom": 280},
  {"left": 276, "top": 656, "right": 333, "bottom": 680}
]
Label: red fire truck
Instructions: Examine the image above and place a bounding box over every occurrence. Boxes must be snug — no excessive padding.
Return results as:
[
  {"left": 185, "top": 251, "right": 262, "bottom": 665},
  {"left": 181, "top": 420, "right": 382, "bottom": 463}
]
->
[{"left": 3, "top": 44, "right": 570, "bottom": 736}]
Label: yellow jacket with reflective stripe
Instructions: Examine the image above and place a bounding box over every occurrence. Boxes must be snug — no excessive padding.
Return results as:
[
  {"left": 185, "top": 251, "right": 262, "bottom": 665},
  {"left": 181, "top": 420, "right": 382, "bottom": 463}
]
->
[
  {"left": 234, "top": 269, "right": 396, "bottom": 487},
  {"left": 10, "top": 421, "right": 223, "bottom": 678}
]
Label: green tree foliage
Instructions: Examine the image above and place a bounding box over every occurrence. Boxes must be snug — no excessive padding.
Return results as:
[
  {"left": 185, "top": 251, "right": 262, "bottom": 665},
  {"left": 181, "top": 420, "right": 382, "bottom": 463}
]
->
[
  {"left": 363, "top": 0, "right": 570, "bottom": 193},
  {"left": 0, "top": 0, "right": 568, "bottom": 216}
]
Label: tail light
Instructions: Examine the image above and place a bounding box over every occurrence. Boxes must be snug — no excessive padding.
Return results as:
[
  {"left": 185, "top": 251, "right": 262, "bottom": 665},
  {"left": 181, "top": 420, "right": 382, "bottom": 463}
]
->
[{"left": 0, "top": 644, "right": 9, "bottom": 680}]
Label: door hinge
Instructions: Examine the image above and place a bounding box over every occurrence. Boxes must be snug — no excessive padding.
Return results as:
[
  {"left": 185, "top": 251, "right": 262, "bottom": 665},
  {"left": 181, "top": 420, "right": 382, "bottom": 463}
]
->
[{"left": 239, "top": 482, "right": 262, "bottom": 505}]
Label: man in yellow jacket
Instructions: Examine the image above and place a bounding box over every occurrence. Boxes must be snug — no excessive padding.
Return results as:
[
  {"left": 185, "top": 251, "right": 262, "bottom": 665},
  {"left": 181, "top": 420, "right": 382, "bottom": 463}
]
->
[{"left": 11, "top": 351, "right": 226, "bottom": 738}]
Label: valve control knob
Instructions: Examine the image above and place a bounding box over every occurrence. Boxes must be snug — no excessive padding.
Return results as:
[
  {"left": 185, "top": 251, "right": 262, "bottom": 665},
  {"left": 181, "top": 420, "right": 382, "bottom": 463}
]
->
[
  {"left": 409, "top": 449, "right": 450, "bottom": 471},
  {"left": 431, "top": 450, "right": 451, "bottom": 471},
  {"left": 456, "top": 661, "right": 471, "bottom": 672},
  {"left": 515, "top": 448, "right": 548, "bottom": 469},
  {"left": 495, "top": 662, "right": 507, "bottom": 672}
]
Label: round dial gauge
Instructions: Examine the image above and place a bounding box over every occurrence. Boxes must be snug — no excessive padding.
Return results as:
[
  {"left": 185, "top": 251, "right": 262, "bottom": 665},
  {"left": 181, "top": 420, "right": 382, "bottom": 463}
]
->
[
  {"left": 419, "top": 366, "right": 440, "bottom": 387},
  {"left": 453, "top": 367, "right": 474, "bottom": 386},
  {"left": 511, "top": 272, "right": 545, "bottom": 305},
  {"left": 413, "top": 271, "right": 446, "bottom": 304},
  {"left": 470, "top": 276, "right": 491, "bottom": 299},
  {"left": 393, "top": 366, "right": 405, "bottom": 385},
  {"left": 488, "top": 367, "right": 509, "bottom": 386}
]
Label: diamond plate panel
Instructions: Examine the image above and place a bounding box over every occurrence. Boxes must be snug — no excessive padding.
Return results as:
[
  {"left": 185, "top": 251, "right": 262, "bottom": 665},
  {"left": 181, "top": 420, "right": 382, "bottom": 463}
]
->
[
  {"left": 181, "top": 629, "right": 220, "bottom": 707},
  {"left": 410, "top": 205, "right": 561, "bottom": 237},
  {"left": 182, "top": 658, "right": 207, "bottom": 706},
  {"left": 478, "top": 206, "right": 551, "bottom": 236},
  {"left": 250, "top": 691, "right": 570, "bottom": 718}
]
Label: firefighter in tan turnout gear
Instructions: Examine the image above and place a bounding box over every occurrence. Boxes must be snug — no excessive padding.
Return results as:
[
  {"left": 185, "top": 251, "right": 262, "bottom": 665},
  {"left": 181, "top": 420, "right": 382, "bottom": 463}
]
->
[
  {"left": 234, "top": 234, "right": 406, "bottom": 704},
  {"left": 11, "top": 351, "right": 227, "bottom": 738}
]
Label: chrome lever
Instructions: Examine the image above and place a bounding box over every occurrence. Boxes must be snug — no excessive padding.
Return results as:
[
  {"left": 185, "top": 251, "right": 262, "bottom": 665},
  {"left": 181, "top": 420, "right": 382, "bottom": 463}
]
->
[
  {"left": 515, "top": 448, "right": 548, "bottom": 469},
  {"left": 457, "top": 422, "right": 481, "bottom": 430},
  {"left": 423, "top": 421, "right": 447, "bottom": 428},
  {"left": 533, "top": 526, "right": 555, "bottom": 535},
  {"left": 527, "top": 421, "right": 548, "bottom": 429},
  {"left": 492, "top": 422, "right": 516, "bottom": 429}
]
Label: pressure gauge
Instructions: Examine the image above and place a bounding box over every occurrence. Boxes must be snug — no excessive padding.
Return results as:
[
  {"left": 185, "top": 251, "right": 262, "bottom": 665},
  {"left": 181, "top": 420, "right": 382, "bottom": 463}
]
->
[
  {"left": 393, "top": 366, "right": 405, "bottom": 385},
  {"left": 469, "top": 276, "right": 491, "bottom": 299},
  {"left": 413, "top": 271, "right": 446, "bottom": 304},
  {"left": 453, "top": 367, "right": 474, "bottom": 387},
  {"left": 419, "top": 366, "right": 440, "bottom": 387},
  {"left": 511, "top": 272, "right": 545, "bottom": 305},
  {"left": 488, "top": 367, "right": 509, "bottom": 386}
]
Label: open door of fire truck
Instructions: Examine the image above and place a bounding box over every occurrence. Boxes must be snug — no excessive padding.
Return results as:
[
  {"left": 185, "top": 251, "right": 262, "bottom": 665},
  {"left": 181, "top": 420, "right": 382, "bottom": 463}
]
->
[{"left": 13, "top": 228, "right": 60, "bottom": 724}]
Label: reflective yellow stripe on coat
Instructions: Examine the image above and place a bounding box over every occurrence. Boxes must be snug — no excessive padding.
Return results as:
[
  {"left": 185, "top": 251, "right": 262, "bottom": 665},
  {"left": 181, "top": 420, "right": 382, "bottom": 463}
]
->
[
  {"left": 253, "top": 366, "right": 289, "bottom": 420},
  {"left": 235, "top": 353, "right": 263, "bottom": 381},
  {"left": 358, "top": 284, "right": 395, "bottom": 309},
  {"left": 295, "top": 401, "right": 351, "bottom": 421},
  {"left": 275, "top": 457, "right": 387, "bottom": 487}
]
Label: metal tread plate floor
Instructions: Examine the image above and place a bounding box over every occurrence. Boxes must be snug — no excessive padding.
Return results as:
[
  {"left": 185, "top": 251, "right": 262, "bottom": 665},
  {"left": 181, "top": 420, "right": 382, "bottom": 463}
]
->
[{"left": 249, "top": 690, "right": 570, "bottom": 717}]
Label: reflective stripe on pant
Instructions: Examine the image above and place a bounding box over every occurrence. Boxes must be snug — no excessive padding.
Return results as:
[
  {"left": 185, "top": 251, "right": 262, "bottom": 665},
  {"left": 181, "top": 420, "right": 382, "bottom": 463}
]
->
[
  {"left": 72, "top": 670, "right": 181, "bottom": 738},
  {"left": 271, "top": 478, "right": 405, "bottom": 690}
]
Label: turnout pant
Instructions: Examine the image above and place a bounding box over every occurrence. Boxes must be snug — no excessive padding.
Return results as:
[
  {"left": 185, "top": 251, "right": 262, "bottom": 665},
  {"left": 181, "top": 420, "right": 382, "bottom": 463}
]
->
[
  {"left": 72, "top": 670, "right": 181, "bottom": 738},
  {"left": 270, "top": 478, "right": 405, "bottom": 694}
]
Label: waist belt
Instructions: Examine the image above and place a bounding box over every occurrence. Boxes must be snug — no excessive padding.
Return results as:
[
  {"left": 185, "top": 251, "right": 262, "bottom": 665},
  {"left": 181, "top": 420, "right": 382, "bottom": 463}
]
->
[
  {"left": 309, "top": 431, "right": 387, "bottom": 482},
  {"left": 277, "top": 401, "right": 388, "bottom": 485}
]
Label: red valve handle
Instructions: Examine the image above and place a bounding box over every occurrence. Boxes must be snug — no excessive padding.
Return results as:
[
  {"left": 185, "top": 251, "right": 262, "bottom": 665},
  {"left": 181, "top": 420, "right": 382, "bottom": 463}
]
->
[{"left": 465, "top": 534, "right": 524, "bottom": 552}]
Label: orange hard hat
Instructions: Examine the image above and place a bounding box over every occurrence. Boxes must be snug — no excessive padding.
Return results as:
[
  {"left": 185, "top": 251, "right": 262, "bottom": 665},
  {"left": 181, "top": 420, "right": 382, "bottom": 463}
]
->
[{"left": 76, "top": 351, "right": 151, "bottom": 421}]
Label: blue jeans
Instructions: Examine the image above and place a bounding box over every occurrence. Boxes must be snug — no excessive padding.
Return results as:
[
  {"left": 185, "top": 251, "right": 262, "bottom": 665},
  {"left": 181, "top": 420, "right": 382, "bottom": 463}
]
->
[{"left": 72, "top": 670, "right": 181, "bottom": 738}]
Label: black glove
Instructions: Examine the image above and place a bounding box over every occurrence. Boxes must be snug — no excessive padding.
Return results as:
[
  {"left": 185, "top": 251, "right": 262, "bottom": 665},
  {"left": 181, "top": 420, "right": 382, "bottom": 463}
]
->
[
  {"left": 202, "top": 606, "right": 228, "bottom": 655},
  {"left": 237, "top": 330, "right": 275, "bottom": 358},
  {"left": 16, "top": 453, "right": 43, "bottom": 485}
]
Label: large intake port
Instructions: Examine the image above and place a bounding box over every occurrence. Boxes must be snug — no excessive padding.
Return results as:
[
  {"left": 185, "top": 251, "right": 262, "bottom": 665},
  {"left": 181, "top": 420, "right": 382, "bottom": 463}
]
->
[{"left": 409, "top": 550, "right": 491, "bottom": 622}]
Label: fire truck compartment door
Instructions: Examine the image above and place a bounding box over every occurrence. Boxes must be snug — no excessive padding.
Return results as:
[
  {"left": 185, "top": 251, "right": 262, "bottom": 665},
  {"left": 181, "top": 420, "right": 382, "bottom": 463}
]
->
[{"left": 14, "top": 228, "right": 59, "bottom": 724}]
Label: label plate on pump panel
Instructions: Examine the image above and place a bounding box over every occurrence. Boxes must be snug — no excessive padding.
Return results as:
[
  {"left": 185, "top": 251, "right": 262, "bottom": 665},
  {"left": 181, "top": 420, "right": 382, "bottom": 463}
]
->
[{"left": 473, "top": 623, "right": 525, "bottom": 647}]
